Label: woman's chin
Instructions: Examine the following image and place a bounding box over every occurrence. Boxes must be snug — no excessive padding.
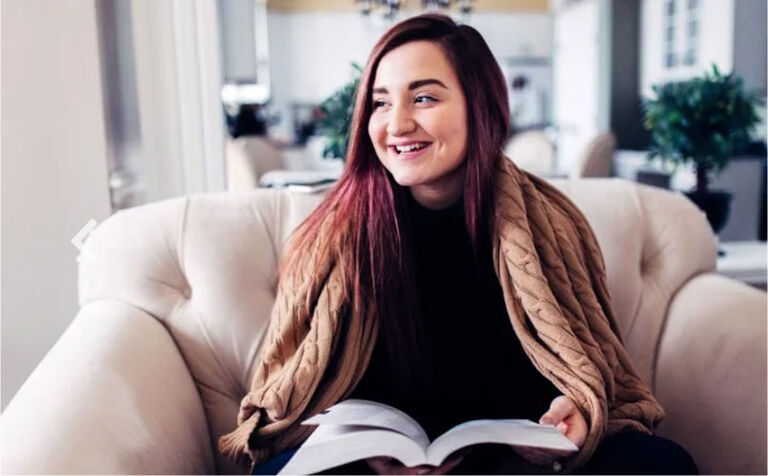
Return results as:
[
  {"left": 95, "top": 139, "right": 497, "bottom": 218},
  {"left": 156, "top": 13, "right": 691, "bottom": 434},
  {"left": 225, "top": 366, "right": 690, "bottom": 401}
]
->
[{"left": 390, "top": 173, "right": 426, "bottom": 188}]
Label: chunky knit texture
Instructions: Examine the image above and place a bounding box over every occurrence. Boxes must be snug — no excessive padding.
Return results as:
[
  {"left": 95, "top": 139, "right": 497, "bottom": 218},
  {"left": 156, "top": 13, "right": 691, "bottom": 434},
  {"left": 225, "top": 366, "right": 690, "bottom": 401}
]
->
[{"left": 218, "top": 157, "right": 664, "bottom": 472}]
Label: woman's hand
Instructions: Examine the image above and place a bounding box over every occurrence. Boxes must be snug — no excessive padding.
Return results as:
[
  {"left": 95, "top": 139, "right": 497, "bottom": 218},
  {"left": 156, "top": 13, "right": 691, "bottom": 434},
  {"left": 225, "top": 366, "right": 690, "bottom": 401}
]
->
[
  {"left": 365, "top": 454, "right": 464, "bottom": 475},
  {"left": 513, "top": 395, "right": 588, "bottom": 467}
]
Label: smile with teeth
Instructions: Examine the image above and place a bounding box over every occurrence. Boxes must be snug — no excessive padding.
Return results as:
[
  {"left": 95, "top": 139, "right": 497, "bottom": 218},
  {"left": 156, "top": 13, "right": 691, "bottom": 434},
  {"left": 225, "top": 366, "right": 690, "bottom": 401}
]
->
[{"left": 393, "top": 142, "right": 430, "bottom": 154}]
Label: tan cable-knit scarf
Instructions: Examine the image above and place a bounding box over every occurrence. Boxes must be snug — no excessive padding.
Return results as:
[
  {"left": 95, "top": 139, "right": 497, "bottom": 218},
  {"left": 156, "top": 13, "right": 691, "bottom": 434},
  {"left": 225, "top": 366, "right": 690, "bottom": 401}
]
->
[{"left": 219, "top": 157, "right": 664, "bottom": 472}]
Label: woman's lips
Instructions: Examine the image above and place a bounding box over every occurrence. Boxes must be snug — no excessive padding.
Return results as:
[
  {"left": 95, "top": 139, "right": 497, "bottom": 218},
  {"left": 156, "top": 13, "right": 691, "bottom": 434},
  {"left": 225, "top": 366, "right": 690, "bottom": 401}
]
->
[{"left": 388, "top": 142, "right": 433, "bottom": 160}]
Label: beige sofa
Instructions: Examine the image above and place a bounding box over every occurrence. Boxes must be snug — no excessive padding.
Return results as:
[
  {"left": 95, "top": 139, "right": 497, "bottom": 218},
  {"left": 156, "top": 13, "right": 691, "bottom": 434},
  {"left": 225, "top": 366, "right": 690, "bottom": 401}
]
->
[{"left": 2, "top": 179, "right": 766, "bottom": 475}]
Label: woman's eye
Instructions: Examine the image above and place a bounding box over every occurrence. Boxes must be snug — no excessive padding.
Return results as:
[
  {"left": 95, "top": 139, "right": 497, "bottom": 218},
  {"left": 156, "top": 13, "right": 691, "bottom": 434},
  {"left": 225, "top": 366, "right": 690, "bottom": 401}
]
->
[
  {"left": 372, "top": 100, "right": 387, "bottom": 109},
  {"left": 415, "top": 95, "right": 436, "bottom": 104}
]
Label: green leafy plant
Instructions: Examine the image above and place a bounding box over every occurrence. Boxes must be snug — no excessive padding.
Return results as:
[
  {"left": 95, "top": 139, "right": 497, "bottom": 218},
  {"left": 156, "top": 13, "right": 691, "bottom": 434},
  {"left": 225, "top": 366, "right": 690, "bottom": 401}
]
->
[
  {"left": 317, "top": 63, "right": 363, "bottom": 160},
  {"left": 643, "top": 65, "right": 760, "bottom": 193}
]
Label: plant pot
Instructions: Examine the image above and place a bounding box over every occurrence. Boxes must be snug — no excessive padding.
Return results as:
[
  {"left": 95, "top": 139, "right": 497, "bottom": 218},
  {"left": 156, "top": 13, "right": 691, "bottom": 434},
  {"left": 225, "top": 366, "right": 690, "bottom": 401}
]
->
[{"left": 684, "top": 190, "right": 733, "bottom": 234}]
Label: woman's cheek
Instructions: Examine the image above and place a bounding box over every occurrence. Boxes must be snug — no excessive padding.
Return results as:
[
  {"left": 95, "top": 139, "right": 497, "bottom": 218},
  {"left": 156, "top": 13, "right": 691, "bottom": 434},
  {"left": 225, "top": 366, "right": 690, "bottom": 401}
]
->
[{"left": 368, "top": 118, "right": 387, "bottom": 158}]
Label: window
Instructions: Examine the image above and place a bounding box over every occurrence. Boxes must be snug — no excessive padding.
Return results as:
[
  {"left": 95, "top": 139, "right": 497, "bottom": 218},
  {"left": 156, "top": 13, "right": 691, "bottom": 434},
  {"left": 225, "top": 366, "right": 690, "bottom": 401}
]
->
[
  {"left": 666, "top": 0, "right": 676, "bottom": 15},
  {"left": 683, "top": 0, "right": 699, "bottom": 65},
  {"left": 663, "top": 0, "right": 677, "bottom": 68}
]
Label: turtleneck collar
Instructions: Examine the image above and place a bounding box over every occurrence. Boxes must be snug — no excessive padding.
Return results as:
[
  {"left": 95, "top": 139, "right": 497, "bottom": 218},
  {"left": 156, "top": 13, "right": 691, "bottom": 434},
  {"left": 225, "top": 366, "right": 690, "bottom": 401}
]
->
[{"left": 407, "top": 191, "right": 464, "bottom": 223}]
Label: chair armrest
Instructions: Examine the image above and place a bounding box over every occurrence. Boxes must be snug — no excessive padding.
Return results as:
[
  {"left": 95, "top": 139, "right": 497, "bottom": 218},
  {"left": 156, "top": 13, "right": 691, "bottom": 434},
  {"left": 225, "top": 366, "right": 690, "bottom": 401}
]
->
[
  {"left": 654, "top": 273, "right": 766, "bottom": 475},
  {"left": 1, "top": 300, "right": 215, "bottom": 474}
]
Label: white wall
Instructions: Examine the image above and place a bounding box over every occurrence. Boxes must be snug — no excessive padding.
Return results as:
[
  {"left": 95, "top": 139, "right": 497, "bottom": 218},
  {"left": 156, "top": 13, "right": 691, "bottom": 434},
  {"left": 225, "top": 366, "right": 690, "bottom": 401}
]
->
[
  {"left": 128, "top": 0, "right": 227, "bottom": 203},
  {"left": 1, "top": 0, "right": 112, "bottom": 410},
  {"left": 218, "top": 0, "right": 259, "bottom": 81},
  {"left": 552, "top": 0, "right": 607, "bottom": 173},
  {"left": 264, "top": 10, "right": 552, "bottom": 139}
]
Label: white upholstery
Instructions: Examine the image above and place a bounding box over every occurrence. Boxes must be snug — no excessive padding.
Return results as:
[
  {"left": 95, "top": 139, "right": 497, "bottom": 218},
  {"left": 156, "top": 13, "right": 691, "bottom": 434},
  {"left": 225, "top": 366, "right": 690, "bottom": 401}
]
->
[
  {"left": 503, "top": 131, "right": 556, "bottom": 176},
  {"left": 656, "top": 273, "right": 767, "bottom": 475},
  {"left": 226, "top": 137, "right": 286, "bottom": 191},
  {"left": 1, "top": 300, "right": 215, "bottom": 474},
  {"left": 571, "top": 132, "right": 616, "bottom": 178},
  {"left": 2, "top": 179, "right": 765, "bottom": 475}
]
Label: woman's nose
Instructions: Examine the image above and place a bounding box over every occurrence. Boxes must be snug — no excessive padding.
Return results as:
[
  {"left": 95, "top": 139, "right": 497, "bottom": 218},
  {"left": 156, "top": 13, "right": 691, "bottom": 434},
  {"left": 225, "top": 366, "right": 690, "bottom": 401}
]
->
[{"left": 386, "top": 105, "right": 415, "bottom": 136}]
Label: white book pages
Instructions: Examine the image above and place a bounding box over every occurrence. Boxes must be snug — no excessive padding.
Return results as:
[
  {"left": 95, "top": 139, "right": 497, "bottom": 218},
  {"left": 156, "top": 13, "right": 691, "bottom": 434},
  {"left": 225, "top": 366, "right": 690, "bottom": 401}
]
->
[
  {"left": 426, "top": 419, "right": 578, "bottom": 466},
  {"left": 279, "top": 400, "right": 580, "bottom": 474},
  {"left": 278, "top": 425, "right": 425, "bottom": 475},
  {"left": 302, "top": 399, "right": 430, "bottom": 449}
]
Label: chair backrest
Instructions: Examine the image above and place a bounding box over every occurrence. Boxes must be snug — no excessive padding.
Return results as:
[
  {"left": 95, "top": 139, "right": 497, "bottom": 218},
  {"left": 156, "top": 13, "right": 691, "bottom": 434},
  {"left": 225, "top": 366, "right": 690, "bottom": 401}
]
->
[
  {"left": 78, "top": 179, "right": 716, "bottom": 473},
  {"left": 226, "top": 137, "right": 286, "bottom": 191},
  {"left": 572, "top": 131, "right": 616, "bottom": 178},
  {"left": 503, "top": 131, "right": 556, "bottom": 176}
]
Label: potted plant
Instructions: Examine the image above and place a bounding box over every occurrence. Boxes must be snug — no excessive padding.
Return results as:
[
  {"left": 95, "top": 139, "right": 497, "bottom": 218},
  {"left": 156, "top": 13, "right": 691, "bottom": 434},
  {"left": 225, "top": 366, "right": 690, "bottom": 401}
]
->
[
  {"left": 643, "top": 65, "right": 760, "bottom": 233},
  {"left": 316, "top": 63, "right": 363, "bottom": 160}
]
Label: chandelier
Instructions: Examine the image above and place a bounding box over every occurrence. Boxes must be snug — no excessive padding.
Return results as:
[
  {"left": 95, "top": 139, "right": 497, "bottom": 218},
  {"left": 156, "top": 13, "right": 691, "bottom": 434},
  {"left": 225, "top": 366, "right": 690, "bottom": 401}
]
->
[{"left": 357, "top": 0, "right": 473, "bottom": 18}]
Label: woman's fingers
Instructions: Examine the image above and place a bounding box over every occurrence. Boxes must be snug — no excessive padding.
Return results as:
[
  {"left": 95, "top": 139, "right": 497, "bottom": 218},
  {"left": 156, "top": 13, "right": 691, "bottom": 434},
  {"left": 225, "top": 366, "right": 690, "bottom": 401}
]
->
[
  {"left": 539, "top": 395, "right": 588, "bottom": 448},
  {"left": 564, "top": 417, "right": 588, "bottom": 447},
  {"left": 539, "top": 395, "right": 575, "bottom": 425},
  {"left": 365, "top": 457, "right": 435, "bottom": 475},
  {"left": 365, "top": 457, "right": 395, "bottom": 474},
  {"left": 365, "top": 453, "right": 466, "bottom": 475},
  {"left": 423, "top": 454, "right": 465, "bottom": 474}
]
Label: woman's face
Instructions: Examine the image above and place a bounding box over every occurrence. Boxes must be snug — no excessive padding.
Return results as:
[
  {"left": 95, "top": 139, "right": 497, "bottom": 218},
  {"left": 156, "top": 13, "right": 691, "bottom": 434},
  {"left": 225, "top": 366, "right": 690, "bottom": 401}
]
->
[{"left": 367, "top": 40, "right": 468, "bottom": 209}]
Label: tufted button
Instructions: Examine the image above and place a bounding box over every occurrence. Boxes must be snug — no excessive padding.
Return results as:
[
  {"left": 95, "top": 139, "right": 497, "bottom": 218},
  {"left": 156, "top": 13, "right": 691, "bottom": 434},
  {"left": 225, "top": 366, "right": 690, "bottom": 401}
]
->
[{"left": 553, "top": 460, "right": 563, "bottom": 472}]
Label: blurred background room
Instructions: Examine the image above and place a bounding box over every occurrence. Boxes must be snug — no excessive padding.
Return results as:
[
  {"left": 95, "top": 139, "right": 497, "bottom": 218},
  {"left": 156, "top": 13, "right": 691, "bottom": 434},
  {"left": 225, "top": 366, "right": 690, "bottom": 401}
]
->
[{"left": 2, "top": 0, "right": 766, "bottom": 429}]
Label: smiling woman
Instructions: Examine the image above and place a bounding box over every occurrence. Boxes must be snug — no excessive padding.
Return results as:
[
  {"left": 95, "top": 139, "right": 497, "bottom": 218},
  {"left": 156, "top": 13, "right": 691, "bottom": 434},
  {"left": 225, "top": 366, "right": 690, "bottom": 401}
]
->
[
  {"left": 368, "top": 41, "right": 468, "bottom": 209},
  {"left": 219, "top": 13, "right": 697, "bottom": 476}
]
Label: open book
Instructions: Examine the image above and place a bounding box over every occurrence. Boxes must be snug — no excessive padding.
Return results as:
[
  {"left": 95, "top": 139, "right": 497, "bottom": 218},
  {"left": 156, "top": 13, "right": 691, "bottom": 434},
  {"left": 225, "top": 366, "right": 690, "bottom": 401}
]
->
[{"left": 278, "top": 399, "right": 578, "bottom": 475}]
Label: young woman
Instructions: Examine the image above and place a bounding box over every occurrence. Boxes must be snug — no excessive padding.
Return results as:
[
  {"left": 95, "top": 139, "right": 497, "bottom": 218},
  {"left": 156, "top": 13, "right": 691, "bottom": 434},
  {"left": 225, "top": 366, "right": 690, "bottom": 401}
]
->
[{"left": 220, "top": 14, "right": 698, "bottom": 475}]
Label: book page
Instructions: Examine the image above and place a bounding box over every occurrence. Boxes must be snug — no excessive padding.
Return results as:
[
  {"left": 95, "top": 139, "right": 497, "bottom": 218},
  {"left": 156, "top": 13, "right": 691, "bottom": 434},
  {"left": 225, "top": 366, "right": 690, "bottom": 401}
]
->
[
  {"left": 302, "top": 399, "right": 430, "bottom": 450},
  {"left": 278, "top": 424, "right": 427, "bottom": 475},
  {"left": 426, "top": 419, "right": 579, "bottom": 466}
]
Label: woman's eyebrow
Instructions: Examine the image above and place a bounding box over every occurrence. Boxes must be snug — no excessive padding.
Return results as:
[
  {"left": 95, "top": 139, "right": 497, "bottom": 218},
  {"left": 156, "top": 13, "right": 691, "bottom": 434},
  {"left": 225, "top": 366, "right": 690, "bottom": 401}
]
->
[{"left": 372, "top": 78, "right": 448, "bottom": 94}]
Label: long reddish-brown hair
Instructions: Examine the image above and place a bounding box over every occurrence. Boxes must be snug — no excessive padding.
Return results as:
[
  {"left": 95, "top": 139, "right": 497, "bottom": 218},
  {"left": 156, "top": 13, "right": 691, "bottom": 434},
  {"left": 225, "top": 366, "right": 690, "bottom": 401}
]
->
[{"left": 281, "top": 14, "right": 510, "bottom": 384}]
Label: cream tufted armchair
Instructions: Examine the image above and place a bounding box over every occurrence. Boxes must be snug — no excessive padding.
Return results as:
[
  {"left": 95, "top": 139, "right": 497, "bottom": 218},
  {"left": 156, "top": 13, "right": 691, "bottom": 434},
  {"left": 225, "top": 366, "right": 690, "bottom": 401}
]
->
[{"left": 2, "top": 179, "right": 766, "bottom": 475}]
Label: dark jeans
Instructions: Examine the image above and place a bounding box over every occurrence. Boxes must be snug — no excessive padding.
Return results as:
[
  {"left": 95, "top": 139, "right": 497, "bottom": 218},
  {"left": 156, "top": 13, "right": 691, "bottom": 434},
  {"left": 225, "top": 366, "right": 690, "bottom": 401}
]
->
[{"left": 252, "top": 431, "right": 698, "bottom": 475}]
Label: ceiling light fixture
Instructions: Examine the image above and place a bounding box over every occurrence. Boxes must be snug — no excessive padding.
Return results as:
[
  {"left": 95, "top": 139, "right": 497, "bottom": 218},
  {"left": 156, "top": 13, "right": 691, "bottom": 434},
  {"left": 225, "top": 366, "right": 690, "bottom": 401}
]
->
[{"left": 357, "top": 0, "right": 472, "bottom": 18}]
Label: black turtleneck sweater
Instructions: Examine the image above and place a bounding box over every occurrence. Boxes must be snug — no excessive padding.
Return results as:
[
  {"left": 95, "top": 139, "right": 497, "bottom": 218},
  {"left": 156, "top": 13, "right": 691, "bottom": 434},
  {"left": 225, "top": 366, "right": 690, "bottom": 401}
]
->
[{"left": 349, "top": 195, "right": 560, "bottom": 440}]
